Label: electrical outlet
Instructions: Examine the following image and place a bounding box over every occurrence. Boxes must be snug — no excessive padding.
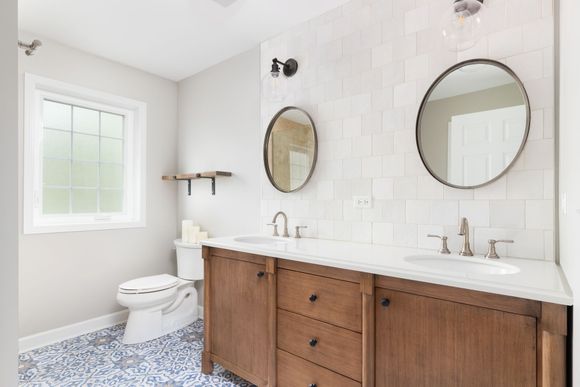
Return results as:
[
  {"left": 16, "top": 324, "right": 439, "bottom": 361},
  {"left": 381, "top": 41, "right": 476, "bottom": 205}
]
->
[{"left": 353, "top": 196, "right": 372, "bottom": 209}]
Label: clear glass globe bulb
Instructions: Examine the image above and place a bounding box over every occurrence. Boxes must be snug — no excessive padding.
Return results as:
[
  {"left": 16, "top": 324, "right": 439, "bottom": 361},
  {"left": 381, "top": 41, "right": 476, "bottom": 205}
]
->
[
  {"left": 441, "top": 0, "right": 486, "bottom": 52},
  {"left": 262, "top": 72, "right": 287, "bottom": 102}
]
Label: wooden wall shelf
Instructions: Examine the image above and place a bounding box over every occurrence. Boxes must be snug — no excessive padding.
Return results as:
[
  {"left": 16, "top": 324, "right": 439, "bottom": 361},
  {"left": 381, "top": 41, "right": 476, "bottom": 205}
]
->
[{"left": 162, "top": 171, "right": 232, "bottom": 195}]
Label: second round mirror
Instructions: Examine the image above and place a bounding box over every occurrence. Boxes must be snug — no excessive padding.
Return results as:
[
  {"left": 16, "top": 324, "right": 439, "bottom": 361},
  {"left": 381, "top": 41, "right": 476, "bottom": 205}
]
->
[{"left": 416, "top": 59, "right": 530, "bottom": 189}]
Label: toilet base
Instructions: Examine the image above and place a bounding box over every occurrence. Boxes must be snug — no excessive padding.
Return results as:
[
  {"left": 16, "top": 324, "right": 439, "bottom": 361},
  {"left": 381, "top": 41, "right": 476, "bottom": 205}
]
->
[{"left": 122, "top": 285, "right": 198, "bottom": 345}]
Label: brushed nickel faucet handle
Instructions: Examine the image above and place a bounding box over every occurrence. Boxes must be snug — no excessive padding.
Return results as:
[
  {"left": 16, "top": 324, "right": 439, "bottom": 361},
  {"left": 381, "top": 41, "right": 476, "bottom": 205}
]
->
[
  {"left": 484, "top": 239, "right": 514, "bottom": 259},
  {"left": 427, "top": 234, "right": 451, "bottom": 254},
  {"left": 267, "top": 223, "right": 279, "bottom": 237},
  {"left": 294, "top": 225, "right": 308, "bottom": 239}
]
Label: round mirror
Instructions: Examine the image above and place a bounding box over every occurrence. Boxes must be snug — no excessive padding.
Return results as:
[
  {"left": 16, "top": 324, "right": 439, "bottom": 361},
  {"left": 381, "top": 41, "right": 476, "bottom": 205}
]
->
[
  {"left": 264, "top": 106, "right": 318, "bottom": 193},
  {"left": 416, "top": 59, "right": 530, "bottom": 189}
]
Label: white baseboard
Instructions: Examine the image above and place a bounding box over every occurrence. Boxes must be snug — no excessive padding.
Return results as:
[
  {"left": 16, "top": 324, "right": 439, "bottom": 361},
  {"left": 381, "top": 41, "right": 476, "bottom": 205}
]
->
[
  {"left": 19, "top": 310, "right": 129, "bottom": 353},
  {"left": 18, "top": 306, "right": 203, "bottom": 353},
  {"left": 20, "top": 306, "right": 204, "bottom": 353}
]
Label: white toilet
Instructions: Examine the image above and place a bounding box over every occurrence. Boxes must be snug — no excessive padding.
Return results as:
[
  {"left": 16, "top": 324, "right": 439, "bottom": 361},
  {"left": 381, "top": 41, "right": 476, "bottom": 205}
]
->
[{"left": 117, "top": 239, "right": 203, "bottom": 344}]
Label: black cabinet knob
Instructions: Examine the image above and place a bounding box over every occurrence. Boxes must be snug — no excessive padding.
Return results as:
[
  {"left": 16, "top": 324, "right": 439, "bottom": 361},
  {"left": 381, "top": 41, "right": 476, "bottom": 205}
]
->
[
  {"left": 308, "top": 338, "right": 318, "bottom": 347},
  {"left": 308, "top": 384, "right": 317, "bottom": 387},
  {"left": 308, "top": 293, "right": 318, "bottom": 302},
  {"left": 256, "top": 271, "right": 265, "bottom": 278},
  {"left": 380, "top": 297, "right": 391, "bottom": 307}
]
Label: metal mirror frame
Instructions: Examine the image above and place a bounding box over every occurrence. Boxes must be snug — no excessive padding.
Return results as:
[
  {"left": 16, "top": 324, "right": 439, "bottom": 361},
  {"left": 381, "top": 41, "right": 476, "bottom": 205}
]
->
[
  {"left": 263, "top": 106, "right": 318, "bottom": 193},
  {"left": 415, "top": 58, "right": 531, "bottom": 190}
]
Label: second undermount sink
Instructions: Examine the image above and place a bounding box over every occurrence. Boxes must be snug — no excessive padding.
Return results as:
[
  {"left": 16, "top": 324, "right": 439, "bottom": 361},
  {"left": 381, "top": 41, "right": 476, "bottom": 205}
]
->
[
  {"left": 405, "top": 254, "right": 520, "bottom": 276},
  {"left": 233, "top": 236, "right": 290, "bottom": 246}
]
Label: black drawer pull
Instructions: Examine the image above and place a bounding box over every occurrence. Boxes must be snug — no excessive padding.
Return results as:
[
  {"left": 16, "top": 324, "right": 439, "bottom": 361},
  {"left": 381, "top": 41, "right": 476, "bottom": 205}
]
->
[
  {"left": 308, "top": 293, "right": 318, "bottom": 302},
  {"left": 308, "top": 384, "right": 317, "bottom": 387},
  {"left": 380, "top": 297, "right": 391, "bottom": 307},
  {"left": 308, "top": 338, "right": 318, "bottom": 347},
  {"left": 256, "top": 271, "right": 265, "bottom": 278}
]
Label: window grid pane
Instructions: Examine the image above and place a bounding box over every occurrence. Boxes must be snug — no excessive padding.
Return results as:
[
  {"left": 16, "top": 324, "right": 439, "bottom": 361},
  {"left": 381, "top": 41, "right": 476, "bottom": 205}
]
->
[
  {"left": 43, "top": 128, "right": 71, "bottom": 159},
  {"left": 73, "top": 106, "right": 99, "bottom": 135},
  {"left": 72, "top": 188, "right": 98, "bottom": 213},
  {"left": 42, "top": 98, "right": 125, "bottom": 215},
  {"left": 100, "top": 164, "right": 124, "bottom": 189},
  {"left": 101, "top": 112, "right": 124, "bottom": 139},
  {"left": 43, "top": 100, "right": 71, "bottom": 131},
  {"left": 43, "top": 188, "right": 70, "bottom": 214},
  {"left": 43, "top": 158, "right": 71, "bottom": 187},
  {"left": 71, "top": 162, "right": 99, "bottom": 188}
]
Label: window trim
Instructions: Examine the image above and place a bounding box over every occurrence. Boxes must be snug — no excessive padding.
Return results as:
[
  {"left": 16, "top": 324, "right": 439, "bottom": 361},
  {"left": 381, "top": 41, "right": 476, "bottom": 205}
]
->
[{"left": 23, "top": 73, "right": 147, "bottom": 234}]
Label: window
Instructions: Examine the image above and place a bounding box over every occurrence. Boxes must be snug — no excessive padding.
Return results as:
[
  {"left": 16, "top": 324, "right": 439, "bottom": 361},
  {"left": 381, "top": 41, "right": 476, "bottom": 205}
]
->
[{"left": 24, "top": 74, "right": 147, "bottom": 233}]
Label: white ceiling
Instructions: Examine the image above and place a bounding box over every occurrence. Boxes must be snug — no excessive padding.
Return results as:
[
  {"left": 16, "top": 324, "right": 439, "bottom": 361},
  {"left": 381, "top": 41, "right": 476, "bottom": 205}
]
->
[{"left": 18, "top": 0, "right": 351, "bottom": 81}]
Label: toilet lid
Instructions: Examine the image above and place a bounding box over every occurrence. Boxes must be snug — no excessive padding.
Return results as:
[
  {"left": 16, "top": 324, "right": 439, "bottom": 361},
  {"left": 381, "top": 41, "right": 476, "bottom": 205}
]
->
[{"left": 119, "top": 274, "right": 179, "bottom": 294}]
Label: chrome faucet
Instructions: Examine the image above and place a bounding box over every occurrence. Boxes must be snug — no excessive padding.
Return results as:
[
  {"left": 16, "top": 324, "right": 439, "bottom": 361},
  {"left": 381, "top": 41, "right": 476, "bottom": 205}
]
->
[
  {"left": 268, "top": 211, "right": 289, "bottom": 238},
  {"left": 458, "top": 217, "right": 473, "bottom": 256}
]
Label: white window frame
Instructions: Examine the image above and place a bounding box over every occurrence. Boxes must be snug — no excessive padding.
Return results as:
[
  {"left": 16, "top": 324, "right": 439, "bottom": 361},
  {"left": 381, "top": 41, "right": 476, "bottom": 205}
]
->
[{"left": 23, "top": 73, "right": 147, "bottom": 234}]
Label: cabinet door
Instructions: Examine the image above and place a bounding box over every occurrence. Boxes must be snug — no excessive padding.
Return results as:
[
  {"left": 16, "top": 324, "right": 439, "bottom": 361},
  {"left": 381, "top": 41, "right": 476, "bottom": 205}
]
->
[
  {"left": 210, "top": 256, "right": 269, "bottom": 381},
  {"left": 375, "top": 288, "right": 537, "bottom": 387}
]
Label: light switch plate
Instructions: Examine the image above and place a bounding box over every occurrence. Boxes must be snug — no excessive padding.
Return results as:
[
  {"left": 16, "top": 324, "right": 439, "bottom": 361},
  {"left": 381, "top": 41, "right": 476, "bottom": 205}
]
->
[{"left": 353, "top": 195, "right": 372, "bottom": 209}]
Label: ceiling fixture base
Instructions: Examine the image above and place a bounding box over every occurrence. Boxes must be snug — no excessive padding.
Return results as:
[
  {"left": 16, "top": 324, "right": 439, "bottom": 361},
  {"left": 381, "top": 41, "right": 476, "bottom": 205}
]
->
[{"left": 453, "top": 0, "right": 484, "bottom": 14}]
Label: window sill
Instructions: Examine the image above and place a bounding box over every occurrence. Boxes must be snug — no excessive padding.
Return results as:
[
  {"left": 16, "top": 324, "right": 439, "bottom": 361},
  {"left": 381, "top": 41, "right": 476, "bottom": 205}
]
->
[{"left": 23, "top": 219, "right": 146, "bottom": 235}]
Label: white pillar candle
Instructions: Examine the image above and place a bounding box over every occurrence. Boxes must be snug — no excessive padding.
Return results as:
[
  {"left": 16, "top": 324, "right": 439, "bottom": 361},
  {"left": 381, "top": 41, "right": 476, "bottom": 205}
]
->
[
  {"left": 188, "top": 226, "right": 201, "bottom": 244},
  {"left": 197, "top": 231, "right": 209, "bottom": 241},
  {"left": 181, "top": 220, "right": 193, "bottom": 243}
]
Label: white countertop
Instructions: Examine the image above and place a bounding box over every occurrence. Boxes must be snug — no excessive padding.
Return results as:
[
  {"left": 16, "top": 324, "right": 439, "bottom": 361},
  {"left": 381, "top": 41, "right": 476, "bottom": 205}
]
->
[{"left": 202, "top": 235, "right": 573, "bottom": 306}]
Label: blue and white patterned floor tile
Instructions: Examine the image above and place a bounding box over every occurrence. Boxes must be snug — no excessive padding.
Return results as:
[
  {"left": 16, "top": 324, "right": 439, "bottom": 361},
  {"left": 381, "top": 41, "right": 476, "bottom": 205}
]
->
[{"left": 19, "top": 319, "right": 255, "bottom": 387}]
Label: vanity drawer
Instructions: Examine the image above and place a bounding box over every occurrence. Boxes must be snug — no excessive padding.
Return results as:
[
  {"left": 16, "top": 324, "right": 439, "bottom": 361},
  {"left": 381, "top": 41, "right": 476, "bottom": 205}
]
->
[
  {"left": 277, "top": 349, "right": 361, "bottom": 387},
  {"left": 278, "top": 309, "right": 362, "bottom": 381},
  {"left": 277, "top": 269, "right": 362, "bottom": 331}
]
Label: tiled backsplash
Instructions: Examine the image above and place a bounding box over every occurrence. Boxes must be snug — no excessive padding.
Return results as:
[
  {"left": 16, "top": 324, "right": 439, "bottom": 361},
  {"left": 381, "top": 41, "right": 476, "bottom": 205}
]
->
[{"left": 260, "top": 0, "right": 555, "bottom": 260}]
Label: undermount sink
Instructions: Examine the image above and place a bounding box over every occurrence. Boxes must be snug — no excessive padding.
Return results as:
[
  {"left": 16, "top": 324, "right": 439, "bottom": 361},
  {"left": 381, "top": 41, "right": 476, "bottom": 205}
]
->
[
  {"left": 405, "top": 254, "right": 520, "bottom": 276},
  {"left": 233, "top": 236, "right": 290, "bottom": 245}
]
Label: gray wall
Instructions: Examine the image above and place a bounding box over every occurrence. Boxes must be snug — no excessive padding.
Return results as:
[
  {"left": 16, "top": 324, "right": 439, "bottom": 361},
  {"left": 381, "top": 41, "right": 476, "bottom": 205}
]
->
[
  {"left": 558, "top": 0, "right": 580, "bottom": 382},
  {"left": 0, "top": 0, "right": 19, "bottom": 384},
  {"left": 18, "top": 33, "right": 179, "bottom": 336},
  {"left": 177, "top": 47, "right": 261, "bottom": 304},
  {"left": 177, "top": 47, "right": 261, "bottom": 237}
]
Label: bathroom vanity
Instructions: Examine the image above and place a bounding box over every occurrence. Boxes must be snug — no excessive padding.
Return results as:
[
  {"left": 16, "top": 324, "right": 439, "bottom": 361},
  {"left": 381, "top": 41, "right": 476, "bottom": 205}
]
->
[{"left": 201, "top": 237, "right": 572, "bottom": 387}]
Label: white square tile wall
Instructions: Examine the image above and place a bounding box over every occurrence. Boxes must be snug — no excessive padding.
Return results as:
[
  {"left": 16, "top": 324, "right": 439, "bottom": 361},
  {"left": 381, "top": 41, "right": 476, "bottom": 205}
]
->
[{"left": 260, "top": 0, "right": 555, "bottom": 260}]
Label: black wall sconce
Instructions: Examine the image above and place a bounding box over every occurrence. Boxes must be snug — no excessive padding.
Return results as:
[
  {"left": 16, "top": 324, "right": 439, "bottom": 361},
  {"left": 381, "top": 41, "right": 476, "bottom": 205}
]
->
[{"left": 270, "top": 58, "right": 298, "bottom": 78}]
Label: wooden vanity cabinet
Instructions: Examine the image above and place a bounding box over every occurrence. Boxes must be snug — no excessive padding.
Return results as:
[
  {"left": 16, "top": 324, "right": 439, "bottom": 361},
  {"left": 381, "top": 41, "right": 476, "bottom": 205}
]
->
[
  {"left": 375, "top": 287, "right": 536, "bottom": 386},
  {"left": 202, "top": 247, "right": 277, "bottom": 387},
  {"left": 375, "top": 276, "right": 568, "bottom": 387},
  {"left": 202, "top": 246, "right": 568, "bottom": 387}
]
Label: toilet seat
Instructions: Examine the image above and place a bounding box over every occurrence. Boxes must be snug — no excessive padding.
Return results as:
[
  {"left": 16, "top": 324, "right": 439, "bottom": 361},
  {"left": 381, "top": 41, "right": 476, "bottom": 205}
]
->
[{"left": 119, "top": 274, "right": 179, "bottom": 294}]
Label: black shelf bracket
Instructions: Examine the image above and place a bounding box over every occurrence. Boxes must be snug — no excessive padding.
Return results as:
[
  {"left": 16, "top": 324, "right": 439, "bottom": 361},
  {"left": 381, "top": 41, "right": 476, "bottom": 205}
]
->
[
  {"left": 199, "top": 176, "right": 217, "bottom": 195},
  {"left": 184, "top": 177, "right": 216, "bottom": 196}
]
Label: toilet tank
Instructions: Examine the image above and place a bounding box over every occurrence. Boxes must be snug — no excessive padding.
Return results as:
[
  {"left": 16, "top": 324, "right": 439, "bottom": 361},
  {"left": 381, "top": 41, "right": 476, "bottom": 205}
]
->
[{"left": 174, "top": 239, "right": 203, "bottom": 280}]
